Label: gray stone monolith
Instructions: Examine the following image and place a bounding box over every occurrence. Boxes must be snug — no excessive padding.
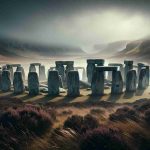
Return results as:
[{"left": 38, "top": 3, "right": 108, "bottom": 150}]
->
[
  {"left": 124, "top": 61, "right": 133, "bottom": 84},
  {"left": 67, "top": 71, "right": 80, "bottom": 96},
  {"left": 28, "top": 72, "right": 39, "bottom": 95},
  {"left": 126, "top": 70, "right": 137, "bottom": 92},
  {"left": 56, "top": 61, "right": 65, "bottom": 80},
  {"left": 91, "top": 68, "right": 104, "bottom": 95},
  {"left": 0, "top": 69, "right": 2, "bottom": 90},
  {"left": 59, "top": 75, "right": 63, "bottom": 88},
  {"left": 111, "top": 71, "right": 123, "bottom": 94},
  {"left": 138, "top": 68, "right": 147, "bottom": 89},
  {"left": 146, "top": 66, "right": 149, "bottom": 86},
  {"left": 1, "top": 70, "right": 11, "bottom": 92},
  {"left": 39, "top": 65, "right": 46, "bottom": 81},
  {"left": 66, "top": 61, "right": 74, "bottom": 74},
  {"left": 16, "top": 66, "right": 25, "bottom": 81},
  {"left": 48, "top": 71, "right": 60, "bottom": 95},
  {"left": 87, "top": 60, "right": 95, "bottom": 83},
  {"left": 13, "top": 71, "right": 25, "bottom": 94},
  {"left": 29, "top": 65, "right": 36, "bottom": 72}
]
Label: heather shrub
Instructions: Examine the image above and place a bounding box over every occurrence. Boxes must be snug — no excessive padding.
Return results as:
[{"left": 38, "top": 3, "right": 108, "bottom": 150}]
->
[
  {"left": 0, "top": 106, "right": 53, "bottom": 136},
  {"left": 109, "top": 107, "right": 139, "bottom": 122},
  {"left": 64, "top": 114, "right": 99, "bottom": 134},
  {"left": 90, "top": 108, "right": 105, "bottom": 115},
  {"left": 134, "top": 101, "right": 150, "bottom": 113},
  {"left": 80, "top": 126, "right": 129, "bottom": 150}
]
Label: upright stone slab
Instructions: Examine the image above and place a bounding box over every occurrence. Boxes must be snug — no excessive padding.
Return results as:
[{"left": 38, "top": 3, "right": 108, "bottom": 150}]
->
[
  {"left": 124, "top": 61, "right": 133, "bottom": 84},
  {"left": 138, "top": 68, "right": 147, "bottom": 89},
  {"left": 39, "top": 65, "right": 46, "bottom": 81},
  {"left": 87, "top": 60, "right": 95, "bottom": 83},
  {"left": 7, "top": 65, "right": 14, "bottom": 82},
  {"left": 126, "top": 70, "right": 137, "bottom": 92},
  {"left": 1, "top": 70, "right": 11, "bottom": 92},
  {"left": 16, "top": 66, "right": 25, "bottom": 81},
  {"left": 59, "top": 75, "right": 63, "bottom": 88},
  {"left": 66, "top": 61, "right": 74, "bottom": 74},
  {"left": 29, "top": 65, "right": 36, "bottom": 72},
  {"left": 67, "top": 71, "right": 80, "bottom": 96},
  {"left": 138, "top": 63, "right": 145, "bottom": 79},
  {"left": 56, "top": 61, "right": 65, "bottom": 80},
  {"left": 111, "top": 71, "right": 123, "bottom": 94},
  {"left": 48, "top": 71, "right": 60, "bottom": 95},
  {"left": 28, "top": 72, "right": 39, "bottom": 95},
  {"left": 91, "top": 68, "right": 104, "bottom": 95},
  {"left": 145, "top": 66, "right": 149, "bottom": 86},
  {"left": 0, "top": 69, "right": 2, "bottom": 90},
  {"left": 13, "top": 71, "right": 25, "bottom": 94}
]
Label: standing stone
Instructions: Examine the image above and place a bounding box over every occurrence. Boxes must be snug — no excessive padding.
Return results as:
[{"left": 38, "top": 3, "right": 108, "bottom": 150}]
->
[
  {"left": 59, "top": 75, "right": 63, "bottom": 88},
  {"left": 28, "top": 72, "right": 39, "bottom": 95},
  {"left": 145, "top": 66, "right": 149, "bottom": 86},
  {"left": 91, "top": 68, "right": 104, "bottom": 95},
  {"left": 16, "top": 66, "right": 25, "bottom": 81},
  {"left": 13, "top": 71, "right": 25, "bottom": 94},
  {"left": 0, "top": 69, "right": 2, "bottom": 90},
  {"left": 7, "top": 65, "right": 14, "bottom": 82},
  {"left": 126, "top": 70, "right": 137, "bottom": 92},
  {"left": 138, "top": 63, "right": 145, "bottom": 80},
  {"left": 66, "top": 61, "right": 74, "bottom": 74},
  {"left": 29, "top": 65, "right": 36, "bottom": 72},
  {"left": 39, "top": 65, "right": 46, "bottom": 81},
  {"left": 67, "top": 71, "right": 80, "bottom": 96},
  {"left": 2, "top": 70, "right": 11, "bottom": 92},
  {"left": 48, "top": 71, "right": 60, "bottom": 95},
  {"left": 87, "top": 60, "right": 95, "bottom": 83},
  {"left": 124, "top": 61, "right": 133, "bottom": 84},
  {"left": 56, "top": 61, "right": 65, "bottom": 80},
  {"left": 111, "top": 71, "right": 123, "bottom": 94},
  {"left": 138, "top": 68, "right": 147, "bottom": 89}
]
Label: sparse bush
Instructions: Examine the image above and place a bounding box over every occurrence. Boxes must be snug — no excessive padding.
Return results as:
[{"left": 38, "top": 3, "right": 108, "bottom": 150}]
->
[
  {"left": 0, "top": 106, "right": 53, "bottom": 136},
  {"left": 64, "top": 114, "right": 99, "bottom": 134},
  {"left": 90, "top": 108, "right": 105, "bottom": 115},
  {"left": 109, "top": 107, "right": 139, "bottom": 122},
  {"left": 80, "top": 126, "right": 129, "bottom": 150},
  {"left": 134, "top": 101, "right": 150, "bottom": 113}
]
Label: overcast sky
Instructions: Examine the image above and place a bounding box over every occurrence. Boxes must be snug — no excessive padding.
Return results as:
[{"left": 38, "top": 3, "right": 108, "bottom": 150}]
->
[{"left": 0, "top": 0, "right": 150, "bottom": 50}]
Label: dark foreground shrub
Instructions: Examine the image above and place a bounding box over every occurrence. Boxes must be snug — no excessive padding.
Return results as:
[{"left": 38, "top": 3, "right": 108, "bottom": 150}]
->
[
  {"left": 64, "top": 114, "right": 99, "bottom": 134},
  {"left": 0, "top": 106, "right": 53, "bottom": 136},
  {"left": 80, "top": 126, "right": 129, "bottom": 150},
  {"left": 109, "top": 107, "right": 139, "bottom": 122},
  {"left": 134, "top": 101, "right": 150, "bottom": 113},
  {"left": 144, "top": 109, "right": 150, "bottom": 125}
]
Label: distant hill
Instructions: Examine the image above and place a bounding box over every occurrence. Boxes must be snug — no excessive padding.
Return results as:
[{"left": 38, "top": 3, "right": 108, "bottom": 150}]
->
[
  {"left": 114, "top": 39, "right": 150, "bottom": 62},
  {"left": 93, "top": 40, "right": 128, "bottom": 57},
  {"left": 0, "top": 38, "right": 86, "bottom": 59}
]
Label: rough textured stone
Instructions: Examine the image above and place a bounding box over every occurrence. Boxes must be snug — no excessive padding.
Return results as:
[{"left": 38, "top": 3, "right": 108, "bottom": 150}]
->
[
  {"left": 56, "top": 62, "right": 65, "bottom": 80},
  {"left": 39, "top": 65, "right": 46, "bottom": 81},
  {"left": 13, "top": 71, "right": 25, "bottom": 94},
  {"left": 126, "top": 70, "right": 137, "bottom": 92},
  {"left": 138, "top": 68, "right": 147, "bottom": 89},
  {"left": 124, "top": 60, "right": 133, "bottom": 84},
  {"left": 91, "top": 68, "right": 104, "bottom": 95},
  {"left": 145, "top": 66, "right": 149, "bottom": 86},
  {"left": 67, "top": 71, "right": 80, "bottom": 96},
  {"left": 2, "top": 70, "right": 11, "bottom": 92},
  {"left": 28, "top": 72, "right": 39, "bottom": 95},
  {"left": 111, "top": 71, "right": 123, "bottom": 94},
  {"left": 66, "top": 62, "right": 74, "bottom": 74},
  {"left": 0, "top": 70, "right": 2, "bottom": 90},
  {"left": 48, "top": 71, "right": 60, "bottom": 95},
  {"left": 29, "top": 65, "right": 36, "bottom": 72},
  {"left": 59, "top": 75, "right": 63, "bottom": 88},
  {"left": 87, "top": 62, "right": 95, "bottom": 83},
  {"left": 16, "top": 66, "right": 25, "bottom": 81}
]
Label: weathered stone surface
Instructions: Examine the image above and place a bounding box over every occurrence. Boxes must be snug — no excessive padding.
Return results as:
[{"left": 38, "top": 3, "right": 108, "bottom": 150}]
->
[
  {"left": 28, "top": 72, "right": 39, "bottom": 95},
  {"left": 29, "top": 65, "right": 36, "bottom": 72},
  {"left": 67, "top": 71, "right": 80, "bottom": 96},
  {"left": 145, "top": 66, "right": 149, "bottom": 86},
  {"left": 0, "top": 70, "right": 2, "bottom": 90},
  {"left": 138, "top": 63, "right": 145, "bottom": 79},
  {"left": 39, "top": 65, "right": 46, "bottom": 81},
  {"left": 124, "top": 60, "right": 133, "bottom": 84},
  {"left": 138, "top": 68, "right": 147, "bottom": 89},
  {"left": 66, "top": 61, "right": 74, "bottom": 74},
  {"left": 16, "top": 66, "right": 25, "bottom": 81},
  {"left": 2, "top": 70, "right": 11, "bottom": 92},
  {"left": 48, "top": 71, "right": 60, "bottom": 95},
  {"left": 91, "top": 68, "right": 104, "bottom": 95},
  {"left": 126, "top": 70, "right": 137, "bottom": 92},
  {"left": 111, "top": 71, "right": 123, "bottom": 94},
  {"left": 13, "top": 71, "right": 25, "bottom": 94},
  {"left": 59, "top": 75, "right": 63, "bottom": 88},
  {"left": 56, "top": 62, "right": 65, "bottom": 80},
  {"left": 87, "top": 62, "right": 95, "bottom": 83}
]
